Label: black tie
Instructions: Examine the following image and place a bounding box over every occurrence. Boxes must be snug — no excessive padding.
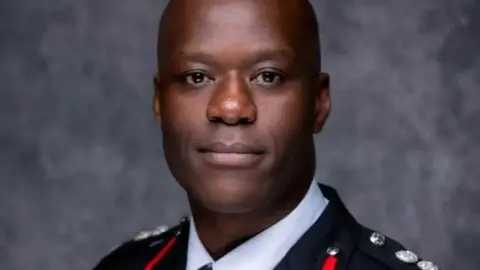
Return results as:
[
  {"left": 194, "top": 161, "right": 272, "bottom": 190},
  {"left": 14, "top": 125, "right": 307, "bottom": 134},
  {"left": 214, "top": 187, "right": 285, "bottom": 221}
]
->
[{"left": 198, "top": 263, "right": 213, "bottom": 270}]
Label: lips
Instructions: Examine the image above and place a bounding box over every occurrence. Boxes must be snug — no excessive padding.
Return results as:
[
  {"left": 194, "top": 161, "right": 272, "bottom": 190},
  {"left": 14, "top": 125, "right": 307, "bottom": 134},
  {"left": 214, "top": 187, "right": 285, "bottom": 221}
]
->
[
  {"left": 197, "top": 142, "right": 265, "bottom": 167},
  {"left": 199, "top": 142, "right": 264, "bottom": 154}
]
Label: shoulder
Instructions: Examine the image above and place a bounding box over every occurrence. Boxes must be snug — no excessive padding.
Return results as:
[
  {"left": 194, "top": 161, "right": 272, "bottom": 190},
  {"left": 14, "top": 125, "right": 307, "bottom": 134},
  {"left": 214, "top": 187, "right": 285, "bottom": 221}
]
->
[
  {"left": 348, "top": 226, "right": 439, "bottom": 270},
  {"left": 92, "top": 222, "right": 182, "bottom": 270}
]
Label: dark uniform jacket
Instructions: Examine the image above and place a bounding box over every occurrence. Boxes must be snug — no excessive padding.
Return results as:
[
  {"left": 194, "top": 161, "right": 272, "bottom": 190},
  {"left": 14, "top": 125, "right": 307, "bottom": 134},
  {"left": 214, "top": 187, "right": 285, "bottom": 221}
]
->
[{"left": 93, "top": 184, "right": 439, "bottom": 270}]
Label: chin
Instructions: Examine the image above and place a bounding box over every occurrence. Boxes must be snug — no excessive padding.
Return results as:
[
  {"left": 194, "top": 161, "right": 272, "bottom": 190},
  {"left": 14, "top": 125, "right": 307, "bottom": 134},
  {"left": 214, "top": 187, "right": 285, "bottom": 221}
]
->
[{"left": 189, "top": 174, "right": 273, "bottom": 214}]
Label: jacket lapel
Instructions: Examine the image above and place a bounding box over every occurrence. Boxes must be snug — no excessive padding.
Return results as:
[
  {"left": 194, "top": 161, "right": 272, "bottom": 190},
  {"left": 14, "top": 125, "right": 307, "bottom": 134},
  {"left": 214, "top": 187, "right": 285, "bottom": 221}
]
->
[
  {"left": 274, "top": 184, "right": 361, "bottom": 270},
  {"left": 152, "top": 221, "right": 189, "bottom": 270}
]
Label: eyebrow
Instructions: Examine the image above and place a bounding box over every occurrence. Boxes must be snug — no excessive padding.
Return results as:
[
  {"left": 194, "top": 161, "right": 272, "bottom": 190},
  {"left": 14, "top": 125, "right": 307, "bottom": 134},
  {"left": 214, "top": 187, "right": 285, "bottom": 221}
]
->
[
  {"left": 176, "top": 51, "right": 218, "bottom": 67},
  {"left": 175, "top": 48, "right": 295, "bottom": 68},
  {"left": 245, "top": 49, "right": 295, "bottom": 63}
]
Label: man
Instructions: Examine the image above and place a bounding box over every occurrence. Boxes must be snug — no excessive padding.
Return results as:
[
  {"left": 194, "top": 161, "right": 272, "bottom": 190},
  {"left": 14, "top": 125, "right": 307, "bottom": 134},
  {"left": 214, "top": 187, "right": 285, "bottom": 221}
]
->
[{"left": 93, "top": 0, "right": 439, "bottom": 269}]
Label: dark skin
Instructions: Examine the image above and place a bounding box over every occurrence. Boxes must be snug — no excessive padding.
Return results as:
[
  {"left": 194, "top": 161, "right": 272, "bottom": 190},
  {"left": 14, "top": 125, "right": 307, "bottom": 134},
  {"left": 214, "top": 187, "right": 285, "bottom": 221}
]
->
[{"left": 154, "top": 0, "right": 330, "bottom": 259}]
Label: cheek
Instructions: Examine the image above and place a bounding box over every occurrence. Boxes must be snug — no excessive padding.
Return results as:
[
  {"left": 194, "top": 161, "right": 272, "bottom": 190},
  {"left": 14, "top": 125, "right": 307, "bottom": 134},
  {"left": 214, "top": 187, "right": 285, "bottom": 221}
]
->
[
  {"left": 160, "top": 92, "right": 212, "bottom": 167},
  {"left": 161, "top": 92, "right": 206, "bottom": 131},
  {"left": 160, "top": 98, "right": 189, "bottom": 151},
  {"left": 257, "top": 92, "right": 312, "bottom": 142}
]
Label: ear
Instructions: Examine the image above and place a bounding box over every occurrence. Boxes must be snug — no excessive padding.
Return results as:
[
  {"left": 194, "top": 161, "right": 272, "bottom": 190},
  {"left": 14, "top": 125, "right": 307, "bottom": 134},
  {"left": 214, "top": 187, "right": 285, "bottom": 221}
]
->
[
  {"left": 153, "top": 74, "right": 162, "bottom": 125},
  {"left": 313, "top": 72, "right": 331, "bottom": 134}
]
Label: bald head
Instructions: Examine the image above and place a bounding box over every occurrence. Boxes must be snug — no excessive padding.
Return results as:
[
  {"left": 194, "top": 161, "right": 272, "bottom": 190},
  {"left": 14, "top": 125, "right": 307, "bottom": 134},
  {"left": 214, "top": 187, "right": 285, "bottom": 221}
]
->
[{"left": 156, "top": 0, "right": 321, "bottom": 72}]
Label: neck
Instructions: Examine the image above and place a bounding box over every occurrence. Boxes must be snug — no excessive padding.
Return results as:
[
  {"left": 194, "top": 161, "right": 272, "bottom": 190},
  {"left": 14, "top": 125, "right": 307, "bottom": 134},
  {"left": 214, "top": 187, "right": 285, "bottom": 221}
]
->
[{"left": 189, "top": 174, "right": 313, "bottom": 260}]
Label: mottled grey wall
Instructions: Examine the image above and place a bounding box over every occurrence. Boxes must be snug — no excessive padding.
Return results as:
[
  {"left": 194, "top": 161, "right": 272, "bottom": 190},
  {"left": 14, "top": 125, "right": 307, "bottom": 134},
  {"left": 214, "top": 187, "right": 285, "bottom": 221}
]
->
[{"left": 0, "top": 0, "right": 478, "bottom": 269}]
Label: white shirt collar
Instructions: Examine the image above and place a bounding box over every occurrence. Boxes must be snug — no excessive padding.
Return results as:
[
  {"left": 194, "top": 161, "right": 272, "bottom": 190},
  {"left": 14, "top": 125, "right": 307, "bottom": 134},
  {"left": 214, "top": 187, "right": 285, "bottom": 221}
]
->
[{"left": 186, "top": 180, "right": 329, "bottom": 270}]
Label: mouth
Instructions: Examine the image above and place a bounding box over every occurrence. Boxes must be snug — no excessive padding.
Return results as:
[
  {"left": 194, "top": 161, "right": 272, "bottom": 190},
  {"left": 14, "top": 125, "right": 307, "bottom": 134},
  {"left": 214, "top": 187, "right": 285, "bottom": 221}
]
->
[{"left": 197, "top": 142, "right": 265, "bottom": 167}]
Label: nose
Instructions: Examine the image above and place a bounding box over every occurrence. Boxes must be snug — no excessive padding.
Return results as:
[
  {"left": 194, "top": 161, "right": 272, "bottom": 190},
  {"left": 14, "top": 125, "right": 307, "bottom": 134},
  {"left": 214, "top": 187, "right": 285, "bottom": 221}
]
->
[{"left": 206, "top": 74, "right": 257, "bottom": 125}]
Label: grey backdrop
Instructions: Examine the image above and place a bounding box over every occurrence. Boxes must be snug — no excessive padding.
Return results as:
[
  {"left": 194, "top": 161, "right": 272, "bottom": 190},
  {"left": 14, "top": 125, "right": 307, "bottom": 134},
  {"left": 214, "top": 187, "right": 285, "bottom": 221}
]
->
[{"left": 1, "top": 0, "right": 479, "bottom": 269}]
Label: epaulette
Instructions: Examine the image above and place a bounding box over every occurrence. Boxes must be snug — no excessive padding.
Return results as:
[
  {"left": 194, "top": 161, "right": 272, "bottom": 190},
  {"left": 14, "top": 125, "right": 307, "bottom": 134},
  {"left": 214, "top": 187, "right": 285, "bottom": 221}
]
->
[
  {"left": 107, "top": 224, "right": 175, "bottom": 253},
  {"left": 94, "top": 217, "right": 188, "bottom": 269},
  {"left": 357, "top": 226, "right": 440, "bottom": 270}
]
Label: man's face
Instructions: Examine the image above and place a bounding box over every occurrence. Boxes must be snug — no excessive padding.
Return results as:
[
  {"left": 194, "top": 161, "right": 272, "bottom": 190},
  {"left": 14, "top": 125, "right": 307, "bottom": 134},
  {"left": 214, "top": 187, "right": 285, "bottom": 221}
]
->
[{"left": 155, "top": 1, "right": 329, "bottom": 214}]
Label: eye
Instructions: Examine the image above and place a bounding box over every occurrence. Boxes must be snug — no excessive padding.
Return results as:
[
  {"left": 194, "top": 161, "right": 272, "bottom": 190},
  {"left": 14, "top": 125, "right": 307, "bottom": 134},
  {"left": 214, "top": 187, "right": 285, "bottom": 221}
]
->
[
  {"left": 252, "top": 71, "right": 284, "bottom": 87},
  {"left": 183, "top": 72, "right": 214, "bottom": 88}
]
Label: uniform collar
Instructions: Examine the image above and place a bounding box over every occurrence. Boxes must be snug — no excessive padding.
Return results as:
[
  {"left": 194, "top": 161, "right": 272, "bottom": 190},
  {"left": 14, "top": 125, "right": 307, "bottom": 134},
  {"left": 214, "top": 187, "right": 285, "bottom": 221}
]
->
[
  {"left": 274, "top": 184, "right": 361, "bottom": 270},
  {"left": 186, "top": 180, "right": 329, "bottom": 270}
]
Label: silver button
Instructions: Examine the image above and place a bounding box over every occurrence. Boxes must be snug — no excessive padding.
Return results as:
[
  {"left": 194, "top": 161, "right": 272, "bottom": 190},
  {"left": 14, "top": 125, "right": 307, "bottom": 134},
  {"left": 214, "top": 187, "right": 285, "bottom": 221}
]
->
[
  {"left": 152, "top": 225, "right": 169, "bottom": 236},
  {"left": 417, "top": 260, "right": 439, "bottom": 270},
  {"left": 326, "top": 246, "right": 340, "bottom": 256},
  {"left": 134, "top": 230, "right": 152, "bottom": 241},
  {"left": 395, "top": 250, "right": 419, "bottom": 263},
  {"left": 370, "top": 232, "right": 386, "bottom": 246}
]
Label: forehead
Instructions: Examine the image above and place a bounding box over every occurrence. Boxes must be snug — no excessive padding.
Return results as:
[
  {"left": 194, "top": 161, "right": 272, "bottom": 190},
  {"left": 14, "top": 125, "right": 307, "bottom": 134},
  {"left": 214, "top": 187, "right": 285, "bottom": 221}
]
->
[{"left": 162, "top": 1, "right": 303, "bottom": 63}]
